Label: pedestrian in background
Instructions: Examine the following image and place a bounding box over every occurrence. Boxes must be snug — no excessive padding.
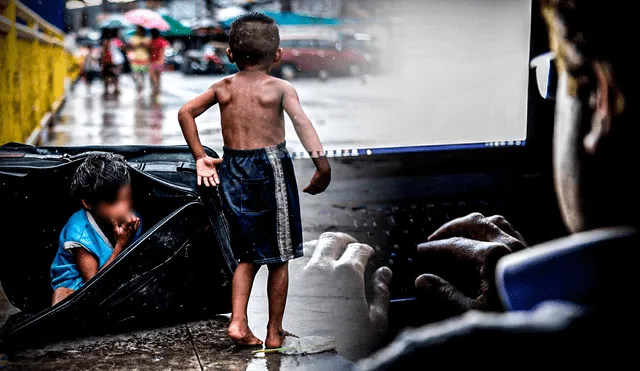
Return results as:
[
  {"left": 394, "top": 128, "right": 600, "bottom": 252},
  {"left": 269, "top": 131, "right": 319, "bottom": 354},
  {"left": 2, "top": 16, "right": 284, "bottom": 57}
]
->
[
  {"left": 109, "top": 31, "right": 126, "bottom": 95},
  {"left": 100, "top": 29, "right": 125, "bottom": 96},
  {"left": 81, "top": 46, "right": 100, "bottom": 94},
  {"left": 149, "top": 28, "right": 169, "bottom": 98},
  {"left": 128, "top": 26, "right": 151, "bottom": 96},
  {"left": 100, "top": 38, "right": 117, "bottom": 96}
]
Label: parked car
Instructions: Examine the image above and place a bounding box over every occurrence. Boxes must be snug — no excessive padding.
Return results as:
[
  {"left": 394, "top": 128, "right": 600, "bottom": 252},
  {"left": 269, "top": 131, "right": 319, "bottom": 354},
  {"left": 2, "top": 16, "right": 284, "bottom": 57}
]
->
[
  {"left": 181, "top": 43, "right": 226, "bottom": 75},
  {"left": 275, "top": 37, "right": 370, "bottom": 80},
  {"left": 164, "top": 46, "right": 183, "bottom": 71},
  {"left": 340, "top": 32, "right": 383, "bottom": 74}
]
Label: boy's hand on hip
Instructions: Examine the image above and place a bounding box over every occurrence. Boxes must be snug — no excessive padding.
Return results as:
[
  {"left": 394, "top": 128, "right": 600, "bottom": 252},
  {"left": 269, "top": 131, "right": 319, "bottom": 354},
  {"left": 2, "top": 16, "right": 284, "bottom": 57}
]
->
[
  {"left": 113, "top": 213, "right": 140, "bottom": 248},
  {"left": 303, "top": 168, "right": 331, "bottom": 195},
  {"left": 196, "top": 156, "right": 223, "bottom": 187}
]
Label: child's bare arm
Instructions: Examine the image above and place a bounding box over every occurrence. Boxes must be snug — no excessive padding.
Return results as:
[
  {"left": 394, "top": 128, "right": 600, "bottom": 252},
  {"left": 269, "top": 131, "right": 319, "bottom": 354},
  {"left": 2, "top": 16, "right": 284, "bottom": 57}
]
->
[
  {"left": 282, "top": 82, "right": 331, "bottom": 194},
  {"left": 74, "top": 242, "right": 122, "bottom": 282},
  {"left": 75, "top": 248, "right": 100, "bottom": 282},
  {"left": 282, "top": 82, "right": 325, "bottom": 158},
  {"left": 178, "top": 85, "right": 219, "bottom": 160},
  {"left": 178, "top": 84, "right": 223, "bottom": 186}
]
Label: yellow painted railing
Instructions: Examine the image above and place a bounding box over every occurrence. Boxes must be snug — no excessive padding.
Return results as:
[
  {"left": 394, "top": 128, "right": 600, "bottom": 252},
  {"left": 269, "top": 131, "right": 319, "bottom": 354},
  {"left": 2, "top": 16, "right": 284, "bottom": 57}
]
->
[{"left": 0, "top": 0, "right": 79, "bottom": 145}]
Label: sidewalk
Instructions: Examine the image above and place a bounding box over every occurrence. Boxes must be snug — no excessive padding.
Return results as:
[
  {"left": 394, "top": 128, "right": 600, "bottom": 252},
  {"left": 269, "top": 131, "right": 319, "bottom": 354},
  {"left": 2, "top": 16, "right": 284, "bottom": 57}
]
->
[{"left": 5, "top": 317, "right": 352, "bottom": 370}]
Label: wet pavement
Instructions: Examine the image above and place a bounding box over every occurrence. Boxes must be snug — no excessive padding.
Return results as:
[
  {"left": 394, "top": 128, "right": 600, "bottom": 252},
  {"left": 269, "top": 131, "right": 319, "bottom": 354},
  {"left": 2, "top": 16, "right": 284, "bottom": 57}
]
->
[
  {"left": 5, "top": 317, "right": 352, "bottom": 371},
  {"left": 42, "top": 72, "right": 394, "bottom": 153}
]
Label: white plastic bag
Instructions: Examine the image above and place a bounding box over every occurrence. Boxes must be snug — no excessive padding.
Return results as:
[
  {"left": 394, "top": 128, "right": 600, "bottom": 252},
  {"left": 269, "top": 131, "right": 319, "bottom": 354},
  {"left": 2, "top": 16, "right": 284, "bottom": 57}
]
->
[{"left": 278, "top": 335, "right": 337, "bottom": 355}]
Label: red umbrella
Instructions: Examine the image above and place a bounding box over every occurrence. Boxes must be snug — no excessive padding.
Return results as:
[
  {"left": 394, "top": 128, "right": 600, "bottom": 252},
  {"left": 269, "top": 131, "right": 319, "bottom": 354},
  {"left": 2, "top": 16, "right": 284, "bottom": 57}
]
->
[{"left": 124, "top": 9, "right": 170, "bottom": 31}]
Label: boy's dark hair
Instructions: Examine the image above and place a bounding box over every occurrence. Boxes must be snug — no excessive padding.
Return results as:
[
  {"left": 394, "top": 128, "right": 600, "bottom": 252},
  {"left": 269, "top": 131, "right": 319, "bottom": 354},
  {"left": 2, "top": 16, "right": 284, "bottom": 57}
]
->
[
  {"left": 229, "top": 12, "right": 280, "bottom": 68},
  {"left": 70, "top": 153, "right": 130, "bottom": 206},
  {"left": 150, "top": 28, "right": 160, "bottom": 39}
]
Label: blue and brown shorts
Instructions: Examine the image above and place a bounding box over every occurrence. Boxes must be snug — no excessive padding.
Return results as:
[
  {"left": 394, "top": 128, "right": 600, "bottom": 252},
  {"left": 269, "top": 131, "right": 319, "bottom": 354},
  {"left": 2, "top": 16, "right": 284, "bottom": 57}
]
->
[{"left": 219, "top": 141, "right": 303, "bottom": 265}]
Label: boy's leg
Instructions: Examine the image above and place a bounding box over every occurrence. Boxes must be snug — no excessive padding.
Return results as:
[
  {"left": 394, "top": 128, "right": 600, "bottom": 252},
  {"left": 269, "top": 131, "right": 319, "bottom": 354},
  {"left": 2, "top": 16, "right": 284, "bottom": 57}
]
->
[
  {"left": 103, "top": 75, "right": 109, "bottom": 95},
  {"left": 265, "top": 261, "right": 294, "bottom": 349},
  {"left": 114, "top": 75, "right": 120, "bottom": 95},
  {"left": 228, "top": 262, "right": 262, "bottom": 345},
  {"left": 150, "top": 69, "right": 159, "bottom": 95},
  {"left": 134, "top": 72, "right": 144, "bottom": 93}
]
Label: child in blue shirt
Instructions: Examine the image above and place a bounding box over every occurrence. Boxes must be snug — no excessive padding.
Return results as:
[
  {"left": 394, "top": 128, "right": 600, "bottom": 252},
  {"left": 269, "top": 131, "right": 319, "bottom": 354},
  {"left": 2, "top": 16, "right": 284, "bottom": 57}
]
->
[{"left": 50, "top": 153, "right": 142, "bottom": 306}]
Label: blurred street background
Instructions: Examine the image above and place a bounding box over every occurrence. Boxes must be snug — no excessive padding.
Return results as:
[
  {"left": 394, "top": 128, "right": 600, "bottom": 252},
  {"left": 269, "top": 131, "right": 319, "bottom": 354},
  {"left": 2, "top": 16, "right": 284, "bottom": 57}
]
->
[{"left": 2, "top": 0, "right": 530, "bottom": 152}]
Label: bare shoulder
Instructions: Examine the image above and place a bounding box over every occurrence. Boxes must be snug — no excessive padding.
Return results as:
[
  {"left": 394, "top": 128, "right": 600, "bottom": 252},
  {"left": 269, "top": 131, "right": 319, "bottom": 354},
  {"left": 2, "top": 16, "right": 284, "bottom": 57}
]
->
[
  {"left": 213, "top": 75, "right": 234, "bottom": 88},
  {"left": 208, "top": 75, "right": 234, "bottom": 93},
  {"left": 269, "top": 76, "right": 295, "bottom": 95},
  {"left": 271, "top": 76, "right": 293, "bottom": 89}
]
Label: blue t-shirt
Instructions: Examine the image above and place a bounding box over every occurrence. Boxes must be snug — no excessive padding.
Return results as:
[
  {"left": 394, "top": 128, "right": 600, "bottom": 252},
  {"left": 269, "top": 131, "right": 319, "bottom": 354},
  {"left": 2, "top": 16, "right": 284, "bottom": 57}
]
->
[{"left": 50, "top": 210, "right": 142, "bottom": 291}]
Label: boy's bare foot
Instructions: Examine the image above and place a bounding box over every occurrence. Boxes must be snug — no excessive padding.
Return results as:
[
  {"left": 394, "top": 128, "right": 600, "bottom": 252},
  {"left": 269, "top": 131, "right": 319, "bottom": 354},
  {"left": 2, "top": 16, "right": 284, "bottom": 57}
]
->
[
  {"left": 228, "top": 320, "right": 263, "bottom": 346},
  {"left": 265, "top": 328, "right": 297, "bottom": 349}
]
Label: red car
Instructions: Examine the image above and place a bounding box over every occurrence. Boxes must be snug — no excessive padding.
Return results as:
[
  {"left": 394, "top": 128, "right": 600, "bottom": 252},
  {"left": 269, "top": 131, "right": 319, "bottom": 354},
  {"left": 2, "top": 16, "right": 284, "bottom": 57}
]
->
[{"left": 276, "top": 38, "right": 370, "bottom": 80}]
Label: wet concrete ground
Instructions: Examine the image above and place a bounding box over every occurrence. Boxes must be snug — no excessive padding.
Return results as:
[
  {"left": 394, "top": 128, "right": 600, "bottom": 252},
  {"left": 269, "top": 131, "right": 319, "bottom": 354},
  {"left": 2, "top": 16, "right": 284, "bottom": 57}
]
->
[{"left": 5, "top": 317, "right": 352, "bottom": 371}]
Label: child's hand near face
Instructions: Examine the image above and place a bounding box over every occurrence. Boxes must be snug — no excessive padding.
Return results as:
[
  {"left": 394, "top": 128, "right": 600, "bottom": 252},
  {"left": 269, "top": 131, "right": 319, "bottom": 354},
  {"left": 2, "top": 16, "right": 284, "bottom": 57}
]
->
[{"left": 113, "top": 213, "right": 141, "bottom": 250}]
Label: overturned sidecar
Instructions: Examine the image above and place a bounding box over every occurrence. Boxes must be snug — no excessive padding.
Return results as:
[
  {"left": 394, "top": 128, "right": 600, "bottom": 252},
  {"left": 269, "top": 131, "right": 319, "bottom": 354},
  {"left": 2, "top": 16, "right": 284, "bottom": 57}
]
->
[{"left": 0, "top": 144, "right": 236, "bottom": 350}]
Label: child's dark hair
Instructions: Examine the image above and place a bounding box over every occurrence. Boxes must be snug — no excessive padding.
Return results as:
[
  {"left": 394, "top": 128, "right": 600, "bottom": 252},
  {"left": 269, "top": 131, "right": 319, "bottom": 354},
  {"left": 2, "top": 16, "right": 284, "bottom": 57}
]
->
[
  {"left": 229, "top": 12, "right": 280, "bottom": 69},
  {"left": 150, "top": 28, "right": 160, "bottom": 39},
  {"left": 70, "top": 153, "right": 130, "bottom": 206}
]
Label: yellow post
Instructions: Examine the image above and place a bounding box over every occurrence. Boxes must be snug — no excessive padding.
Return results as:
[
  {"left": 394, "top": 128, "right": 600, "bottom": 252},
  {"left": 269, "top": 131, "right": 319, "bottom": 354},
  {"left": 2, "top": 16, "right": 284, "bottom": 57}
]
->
[
  {"left": 2, "top": 0, "right": 19, "bottom": 142},
  {"left": 30, "top": 35, "right": 40, "bottom": 137},
  {"left": 0, "top": 21, "right": 5, "bottom": 141},
  {"left": 1, "top": 0, "right": 78, "bottom": 145},
  {"left": 28, "top": 26, "right": 37, "bottom": 140}
]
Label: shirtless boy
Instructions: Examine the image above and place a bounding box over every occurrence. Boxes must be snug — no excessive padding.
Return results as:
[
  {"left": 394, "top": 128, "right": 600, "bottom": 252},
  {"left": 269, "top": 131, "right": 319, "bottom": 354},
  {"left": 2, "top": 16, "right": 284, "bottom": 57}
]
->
[{"left": 178, "top": 13, "right": 331, "bottom": 348}]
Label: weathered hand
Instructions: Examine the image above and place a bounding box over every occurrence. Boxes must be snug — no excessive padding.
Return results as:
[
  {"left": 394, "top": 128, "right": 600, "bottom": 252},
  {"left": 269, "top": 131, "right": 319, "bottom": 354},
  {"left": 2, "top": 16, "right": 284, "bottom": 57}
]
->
[
  {"left": 290, "top": 232, "right": 392, "bottom": 358},
  {"left": 415, "top": 213, "right": 526, "bottom": 313},
  {"left": 196, "top": 156, "right": 223, "bottom": 187}
]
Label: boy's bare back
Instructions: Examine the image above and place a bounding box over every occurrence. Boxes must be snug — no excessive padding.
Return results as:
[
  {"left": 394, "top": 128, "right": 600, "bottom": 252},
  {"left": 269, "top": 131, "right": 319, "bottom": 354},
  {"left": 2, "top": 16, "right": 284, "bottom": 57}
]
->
[
  {"left": 178, "top": 12, "right": 329, "bottom": 194},
  {"left": 213, "top": 72, "right": 288, "bottom": 150}
]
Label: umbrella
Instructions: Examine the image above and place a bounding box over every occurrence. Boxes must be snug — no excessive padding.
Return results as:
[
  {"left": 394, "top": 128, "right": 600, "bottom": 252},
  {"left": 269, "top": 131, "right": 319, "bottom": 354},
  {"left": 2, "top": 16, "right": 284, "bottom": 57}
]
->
[
  {"left": 97, "top": 15, "right": 132, "bottom": 29},
  {"left": 124, "top": 9, "right": 170, "bottom": 31},
  {"left": 160, "top": 14, "right": 192, "bottom": 37},
  {"left": 123, "top": 15, "right": 193, "bottom": 38}
]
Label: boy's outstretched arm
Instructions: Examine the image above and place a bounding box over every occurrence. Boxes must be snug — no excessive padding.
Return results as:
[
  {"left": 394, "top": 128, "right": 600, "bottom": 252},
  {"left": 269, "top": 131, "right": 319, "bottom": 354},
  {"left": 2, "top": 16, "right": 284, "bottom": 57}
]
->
[
  {"left": 282, "top": 82, "right": 331, "bottom": 194},
  {"left": 178, "top": 85, "right": 222, "bottom": 187}
]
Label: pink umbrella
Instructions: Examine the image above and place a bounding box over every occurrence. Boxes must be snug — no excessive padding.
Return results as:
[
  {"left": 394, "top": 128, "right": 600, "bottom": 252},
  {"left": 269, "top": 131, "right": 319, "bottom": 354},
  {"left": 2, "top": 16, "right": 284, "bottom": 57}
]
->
[{"left": 124, "top": 9, "right": 170, "bottom": 31}]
